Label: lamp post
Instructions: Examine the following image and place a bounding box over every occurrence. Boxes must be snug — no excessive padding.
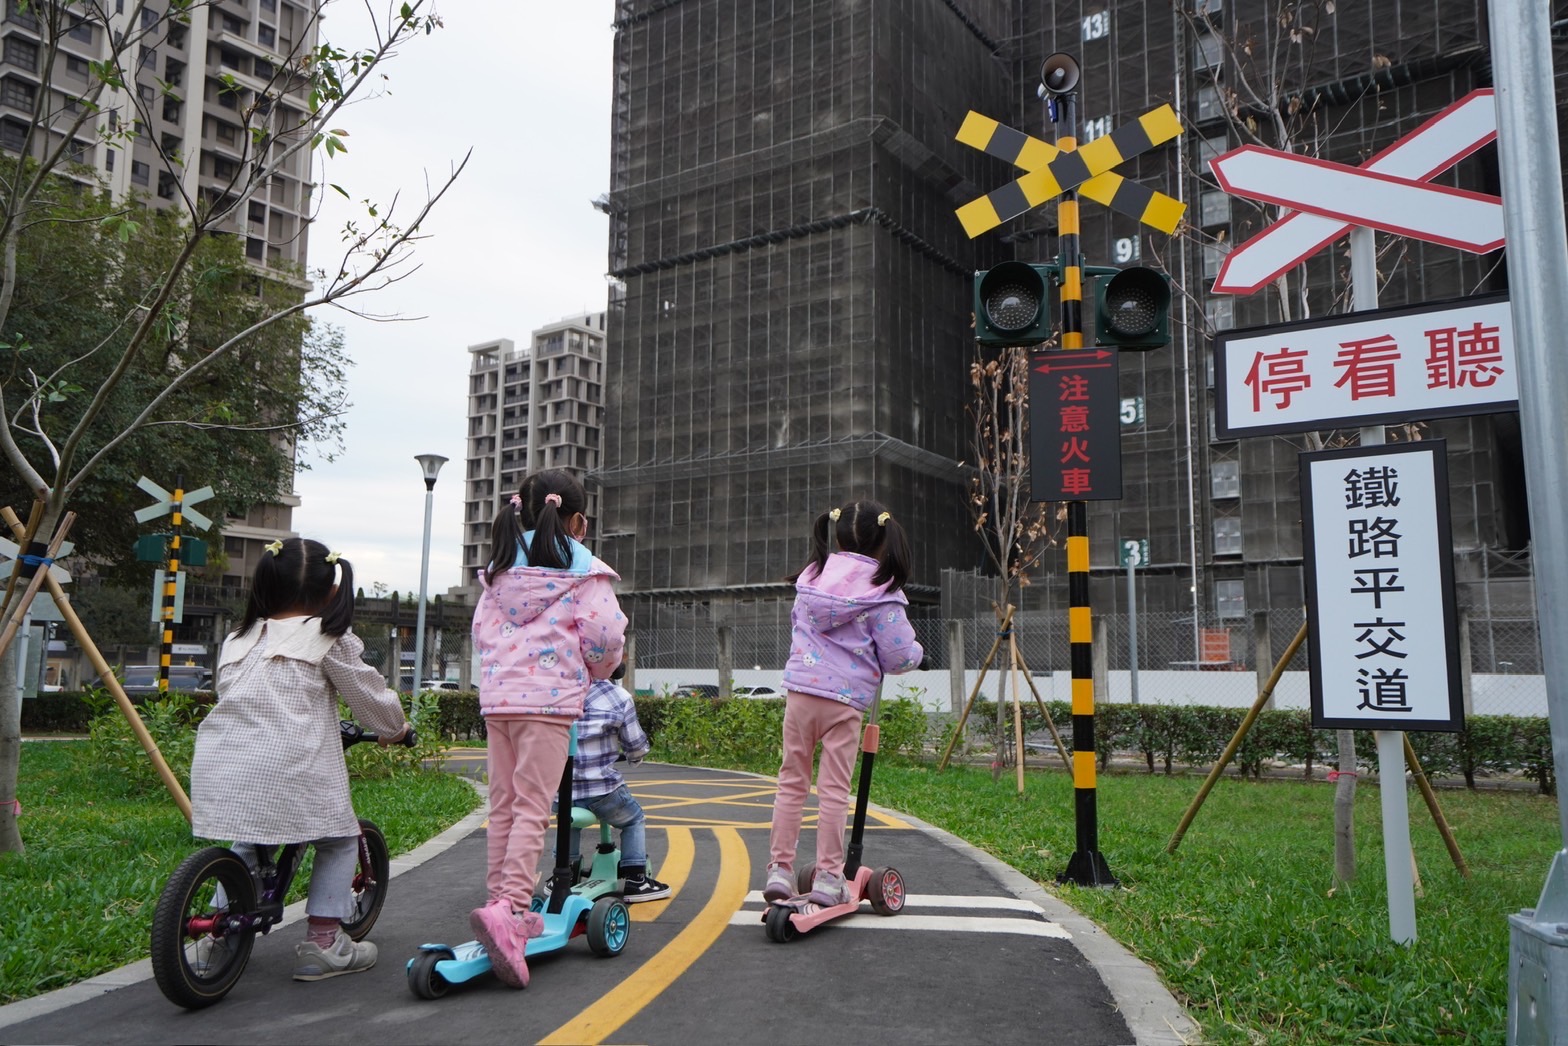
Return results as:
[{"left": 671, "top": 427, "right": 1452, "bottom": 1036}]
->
[{"left": 413, "top": 453, "right": 448, "bottom": 693}]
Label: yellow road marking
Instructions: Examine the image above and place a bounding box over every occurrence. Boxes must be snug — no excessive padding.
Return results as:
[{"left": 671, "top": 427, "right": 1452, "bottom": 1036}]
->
[
  {"left": 539, "top": 828, "right": 749, "bottom": 1045},
  {"left": 631, "top": 826, "right": 691, "bottom": 921}
]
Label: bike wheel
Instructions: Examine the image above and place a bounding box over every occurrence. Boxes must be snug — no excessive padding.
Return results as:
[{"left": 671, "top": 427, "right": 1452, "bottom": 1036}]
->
[
  {"left": 340, "top": 820, "right": 390, "bottom": 941},
  {"left": 150, "top": 847, "right": 257, "bottom": 1010}
]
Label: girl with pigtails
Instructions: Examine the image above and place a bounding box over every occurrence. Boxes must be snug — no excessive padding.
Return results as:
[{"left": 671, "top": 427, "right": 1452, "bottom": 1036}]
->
[
  {"left": 765, "top": 499, "right": 924, "bottom": 906},
  {"left": 466, "top": 469, "right": 626, "bottom": 989}
]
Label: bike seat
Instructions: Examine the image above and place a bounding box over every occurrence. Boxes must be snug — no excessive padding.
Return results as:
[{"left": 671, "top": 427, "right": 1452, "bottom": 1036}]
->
[{"left": 569, "top": 807, "right": 600, "bottom": 830}]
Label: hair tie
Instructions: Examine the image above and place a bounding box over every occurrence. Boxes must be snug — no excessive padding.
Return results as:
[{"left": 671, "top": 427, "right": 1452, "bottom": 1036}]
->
[
  {"left": 325, "top": 551, "right": 341, "bottom": 564},
  {"left": 263, "top": 540, "right": 283, "bottom": 556},
  {"left": 544, "top": 493, "right": 562, "bottom": 508},
  {"left": 828, "top": 508, "right": 841, "bottom": 522},
  {"left": 509, "top": 493, "right": 522, "bottom": 510},
  {"left": 877, "top": 512, "right": 891, "bottom": 526}
]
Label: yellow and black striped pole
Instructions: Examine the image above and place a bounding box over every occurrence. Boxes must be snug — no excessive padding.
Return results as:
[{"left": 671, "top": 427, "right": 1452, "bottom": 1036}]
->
[
  {"left": 1051, "top": 74, "right": 1117, "bottom": 889},
  {"left": 158, "top": 476, "right": 184, "bottom": 696}
]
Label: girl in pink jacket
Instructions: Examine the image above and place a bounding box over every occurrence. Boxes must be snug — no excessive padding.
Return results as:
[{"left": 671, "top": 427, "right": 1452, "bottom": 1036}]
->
[
  {"left": 468, "top": 470, "right": 625, "bottom": 988},
  {"left": 767, "top": 499, "right": 923, "bottom": 907}
]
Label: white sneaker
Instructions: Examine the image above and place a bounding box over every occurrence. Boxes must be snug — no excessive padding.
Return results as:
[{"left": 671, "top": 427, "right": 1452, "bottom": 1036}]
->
[{"left": 292, "top": 930, "right": 377, "bottom": 981}]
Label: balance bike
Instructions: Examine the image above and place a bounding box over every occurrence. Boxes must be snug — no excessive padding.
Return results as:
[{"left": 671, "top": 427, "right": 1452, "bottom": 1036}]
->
[
  {"left": 764, "top": 699, "right": 906, "bottom": 942},
  {"left": 407, "top": 724, "right": 631, "bottom": 998}
]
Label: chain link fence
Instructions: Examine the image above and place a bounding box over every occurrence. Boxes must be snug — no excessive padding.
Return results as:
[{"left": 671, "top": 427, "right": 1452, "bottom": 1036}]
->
[{"left": 625, "top": 599, "right": 1547, "bottom": 718}]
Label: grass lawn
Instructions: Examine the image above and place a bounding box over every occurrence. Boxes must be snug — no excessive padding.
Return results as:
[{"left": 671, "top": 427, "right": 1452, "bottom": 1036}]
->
[
  {"left": 0, "top": 741, "right": 481, "bottom": 1005},
  {"left": 870, "top": 763, "right": 1561, "bottom": 1045}
]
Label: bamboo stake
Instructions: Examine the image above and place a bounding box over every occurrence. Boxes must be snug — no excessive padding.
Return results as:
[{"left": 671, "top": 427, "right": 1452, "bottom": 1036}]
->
[
  {"left": 1, "top": 507, "right": 191, "bottom": 821},
  {"left": 0, "top": 500, "right": 45, "bottom": 622},
  {"left": 1403, "top": 734, "right": 1471, "bottom": 878},
  {"left": 1167, "top": 619, "right": 1309, "bottom": 854},
  {"left": 1010, "top": 644, "right": 1074, "bottom": 774},
  {"left": 936, "top": 604, "right": 1016, "bottom": 771},
  {"left": 1009, "top": 631, "right": 1026, "bottom": 793},
  {"left": 0, "top": 512, "right": 75, "bottom": 663}
]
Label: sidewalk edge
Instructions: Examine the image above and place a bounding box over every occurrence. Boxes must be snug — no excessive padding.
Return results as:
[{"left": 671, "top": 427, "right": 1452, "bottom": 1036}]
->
[{"left": 0, "top": 782, "right": 489, "bottom": 1032}]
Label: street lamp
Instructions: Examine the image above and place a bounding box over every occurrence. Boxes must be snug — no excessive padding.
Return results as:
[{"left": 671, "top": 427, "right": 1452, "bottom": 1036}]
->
[{"left": 413, "top": 453, "right": 448, "bottom": 693}]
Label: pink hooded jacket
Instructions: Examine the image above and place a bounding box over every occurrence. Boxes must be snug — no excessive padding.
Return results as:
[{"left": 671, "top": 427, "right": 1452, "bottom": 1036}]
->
[
  {"left": 781, "top": 552, "right": 924, "bottom": 711},
  {"left": 471, "top": 537, "right": 626, "bottom": 719}
]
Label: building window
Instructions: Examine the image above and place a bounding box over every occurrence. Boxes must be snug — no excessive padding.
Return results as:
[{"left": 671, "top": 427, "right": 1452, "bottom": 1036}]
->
[
  {"left": 253, "top": 58, "right": 273, "bottom": 79},
  {"left": 138, "top": 82, "right": 156, "bottom": 102},
  {"left": 1193, "top": 30, "right": 1224, "bottom": 76},
  {"left": 221, "top": 13, "right": 246, "bottom": 34},
  {"left": 6, "top": 0, "right": 40, "bottom": 30},
  {"left": 1213, "top": 516, "right": 1243, "bottom": 556},
  {"left": 1202, "top": 243, "right": 1228, "bottom": 279},
  {"left": 1211, "top": 460, "right": 1240, "bottom": 499},
  {"left": 67, "top": 18, "right": 93, "bottom": 42},
  {"left": 1, "top": 78, "right": 35, "bottom": 111},
  {"left": 3, "top": 36, "right": 38, "bottom": 72},
  {"left": 246, "top": 236, "right": 264, "bottom": 259},
  {"left": 1215, "top": 579, "right": 1245, "bottom": 620},
  {"left": 138, "top": 45, "right": 157, "bottom": 70},
  {"left": 131, "top": 159, "right": 150, "bottom": 185},
  {"left": 1199, "top": 190, "right": 1230, "bottom": 228},
  {"left": 0, "top": 118, "right": 27, "bottom": 152},
  {"left": 65, "top": 54, "right": 91, "bottom": 79},
  {"left": 141, "top": 6, "right": 159, "bottom": 28},
  {"left": 258, "top": 24, "right": 275, "bottom": 47},
  {"left": 1205, "top": 296, "right": 1234, "bottom": 332},
  {"left": 63, "top": 138, "right": 86, "bottom": 164},
  {"left": 104, "top": 147, "right": 114, "bottom": 170},
  {"left": 213, "top": 155, "right": 237, "bottom": 179},
  {"left": 216, "top": 121, "right": 237, "bottom": 144},
  {"left": 1195, "top": 84, "right": 1227, "bottom": 124}
]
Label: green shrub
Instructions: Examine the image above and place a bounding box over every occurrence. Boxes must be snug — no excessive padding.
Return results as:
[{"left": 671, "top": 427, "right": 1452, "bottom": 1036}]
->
[
  {"left": 343, "top": 691, "right": 450, "bottom": 778},
  {"left": 85, "top": 690, "right": 206, "bottom": 795},
  {"left": 876, "top": 696, "right": 929, "bottom": 760}
]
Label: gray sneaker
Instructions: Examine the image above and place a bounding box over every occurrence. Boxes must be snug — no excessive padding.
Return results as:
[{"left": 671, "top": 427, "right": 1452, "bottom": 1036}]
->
[{"left": 292, "top": 931, "right": 377, "bottom": 981}]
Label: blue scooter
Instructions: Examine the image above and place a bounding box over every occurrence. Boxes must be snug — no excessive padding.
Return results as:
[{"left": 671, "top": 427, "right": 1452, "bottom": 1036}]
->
[{"left": 407, "top": 724, "right": 631, "bottom": 998}]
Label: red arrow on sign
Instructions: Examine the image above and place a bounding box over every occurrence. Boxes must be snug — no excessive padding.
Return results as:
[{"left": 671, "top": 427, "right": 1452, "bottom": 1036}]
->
[
  {"left": 1033, "top": 349, "right": 1115, "bottom": 373},
  {"left": 1211, "top": 90, "right": 1499, "bottom": 295}
]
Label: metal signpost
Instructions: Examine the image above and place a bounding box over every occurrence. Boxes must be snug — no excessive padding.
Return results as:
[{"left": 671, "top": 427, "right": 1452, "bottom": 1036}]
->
[{"left": 135, "top": 476, "right": 213, "bottom": 694}]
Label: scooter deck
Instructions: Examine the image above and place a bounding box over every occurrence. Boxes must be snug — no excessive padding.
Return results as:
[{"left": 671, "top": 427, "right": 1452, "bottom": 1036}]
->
[
  {"left": 411, "top": 894, "right": 592, "bottom": 985},
  {"left": 768, "top": 866, "right": 874, "bottom": 933}
]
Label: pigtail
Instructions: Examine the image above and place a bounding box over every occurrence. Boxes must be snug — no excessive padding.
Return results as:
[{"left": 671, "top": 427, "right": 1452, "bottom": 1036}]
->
[
  {"left": 486, "top": 502, "right": 525, "bottom": 584},
  {"left": 529, "top": 497, "right": 573, "bottom": 570},
  {"left": 317, "top": 556, "right": 356, "bottom": 637},
  {"left": 787, "top": 510, "right": 834, "bottom": 583},
  {"left": 870, "top": 514, "right": 911, "bottom": 592}
]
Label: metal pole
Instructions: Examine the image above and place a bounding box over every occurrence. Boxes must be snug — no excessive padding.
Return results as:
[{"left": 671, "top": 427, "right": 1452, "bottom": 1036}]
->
[
  {"left": 158, "top": 476, "right": 185, "bottom": 697},
  {"left": 1127, "top": 556, "right": 1139, "bottom": 705},
  {"left": 1490, "top": 2, "right": 1568, "bottom": 1038},
  {"left": 414, "top": 485, "right": 435, "bottom": 693}
]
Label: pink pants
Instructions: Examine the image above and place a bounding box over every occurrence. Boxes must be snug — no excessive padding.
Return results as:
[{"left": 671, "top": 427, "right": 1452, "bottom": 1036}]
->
[
  {"left": 484, "top": 716, "right": 571, "bottom": 910},
  {"left": 769, "top": 692, "right": 864, "bottom": 878}
]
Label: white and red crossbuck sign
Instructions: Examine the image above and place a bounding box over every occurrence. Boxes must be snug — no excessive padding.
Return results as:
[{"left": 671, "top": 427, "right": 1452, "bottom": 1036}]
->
[{"left": 1210, "top": 90, "right": 1500, "bottom": 295}]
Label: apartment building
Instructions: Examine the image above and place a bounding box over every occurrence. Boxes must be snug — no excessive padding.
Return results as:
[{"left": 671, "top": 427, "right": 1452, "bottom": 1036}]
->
[{"left": 462, "top": 312, "right": 609, "bottom": 591}]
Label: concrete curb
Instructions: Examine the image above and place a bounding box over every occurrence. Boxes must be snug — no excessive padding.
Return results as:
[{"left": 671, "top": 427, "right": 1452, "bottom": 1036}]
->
[{"left": 0, "top": 782, "right": 490, "bottom": 1033}]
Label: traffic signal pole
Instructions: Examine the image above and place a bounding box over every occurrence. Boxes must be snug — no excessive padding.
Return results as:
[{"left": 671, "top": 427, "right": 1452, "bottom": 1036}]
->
[
  {"left": 158, "top": 475, "right": 185, "bottom": 697},
  {"left": 1044, "top": 56, "right": 1116, "bottom": 889}
]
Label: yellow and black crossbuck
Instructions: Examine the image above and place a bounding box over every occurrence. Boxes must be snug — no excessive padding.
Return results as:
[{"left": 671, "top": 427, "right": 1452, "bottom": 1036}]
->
[{"left": 954, "top": 105, "right": 1186, "bottom": 239}]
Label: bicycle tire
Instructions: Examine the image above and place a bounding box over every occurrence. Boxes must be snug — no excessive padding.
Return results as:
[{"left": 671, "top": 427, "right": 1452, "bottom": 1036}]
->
[
  {"left": 340, "top": 820, "right": 390, "bottom": 940},
  {"left": 150, "top": 847, "right": 257, "bottom": 1010}
]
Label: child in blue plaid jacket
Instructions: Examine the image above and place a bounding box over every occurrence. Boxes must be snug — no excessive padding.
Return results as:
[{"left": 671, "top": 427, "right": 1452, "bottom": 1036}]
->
[{"left": 566, "top": 664, "right": 669, "bottom": 901}]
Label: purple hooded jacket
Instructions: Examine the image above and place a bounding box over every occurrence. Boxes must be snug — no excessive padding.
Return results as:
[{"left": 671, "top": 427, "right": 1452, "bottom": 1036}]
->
[{"left": 781, "top": 552, "right": 924, "bottom": 711}]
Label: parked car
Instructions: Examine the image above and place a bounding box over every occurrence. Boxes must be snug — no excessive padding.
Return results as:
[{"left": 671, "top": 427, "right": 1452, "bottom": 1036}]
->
[
  {"left": 94, "top": 664, "right": 213, "bottom": 696},
  {"left": 733, "top": 685, "right": 781, "bottom": 699},
  {"left": 421, "top": 679, "right": 462, "bottom": 691},
  {"left": 670, "top": 684, "right": 721, "bottom": 700}
]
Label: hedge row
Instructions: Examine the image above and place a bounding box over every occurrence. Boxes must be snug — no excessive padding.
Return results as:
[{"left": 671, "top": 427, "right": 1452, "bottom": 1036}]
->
[
  {"left": 960, "top": 701, "right": 1557, "bottom": 795},
  {"left": 26, "top": 691, "right": 1554, "bottom": 795}
]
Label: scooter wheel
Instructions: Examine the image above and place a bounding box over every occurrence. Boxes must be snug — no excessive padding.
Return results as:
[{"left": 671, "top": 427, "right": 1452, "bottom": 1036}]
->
[
  {"left": 587, "top": 897, "right": 631, "bottom": 956},
  {"left": 867, "top": 866, "right": 906, "bottom": 915},
  {"left": 408, "top": 948, "right": 454, "bottom": 1000},
  {"left": 795, "top": 863, "right": 817, "bottom": 895},
  {"left": 765, "top": 903, "right": 798, "bottom": 943}
]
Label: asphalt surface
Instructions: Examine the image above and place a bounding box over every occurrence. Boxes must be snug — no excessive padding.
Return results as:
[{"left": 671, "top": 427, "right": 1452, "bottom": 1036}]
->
[{"left": 0, "top": 757, "right": 1197, "bottom": 1045}]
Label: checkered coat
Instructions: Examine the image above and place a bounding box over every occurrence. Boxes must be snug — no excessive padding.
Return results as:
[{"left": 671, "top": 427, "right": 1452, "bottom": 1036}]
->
[{"left": 190, "top": 618, "right": 405, "bottom": 843}]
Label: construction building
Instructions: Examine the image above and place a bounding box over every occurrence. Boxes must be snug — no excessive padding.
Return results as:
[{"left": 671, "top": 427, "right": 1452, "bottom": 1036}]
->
[{"left": 593, "top": 0, "right": 1546, "bottom": 675}]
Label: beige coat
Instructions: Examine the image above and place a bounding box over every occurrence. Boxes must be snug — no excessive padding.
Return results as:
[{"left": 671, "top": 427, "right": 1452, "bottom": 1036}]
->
[{"left": 190, "top": 618, "right": 405, "bottom": 843}]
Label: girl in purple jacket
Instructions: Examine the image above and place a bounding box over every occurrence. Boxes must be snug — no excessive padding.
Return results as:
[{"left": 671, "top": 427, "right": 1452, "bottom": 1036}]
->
[
  {"left": 766, "top": 499, "right": 924, "bottom": 906},
  {"left": 468, "top": 469, "right": 626, "bottom": 988}
]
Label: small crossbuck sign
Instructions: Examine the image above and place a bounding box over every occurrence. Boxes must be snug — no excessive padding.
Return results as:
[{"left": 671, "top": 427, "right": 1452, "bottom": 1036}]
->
[{"left": 954, "top": 105, "right": 1185, "bottom": 238}]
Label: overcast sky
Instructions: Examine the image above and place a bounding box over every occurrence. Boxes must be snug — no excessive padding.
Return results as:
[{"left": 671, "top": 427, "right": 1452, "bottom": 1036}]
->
[{"left": 290, "top": 2, "right": 614, "bottom": 598}]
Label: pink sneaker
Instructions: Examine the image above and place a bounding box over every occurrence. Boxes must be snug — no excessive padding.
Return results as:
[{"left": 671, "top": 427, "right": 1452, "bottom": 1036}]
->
[{"left": 469, "top": 900, "right": 544, "bottom": 988}]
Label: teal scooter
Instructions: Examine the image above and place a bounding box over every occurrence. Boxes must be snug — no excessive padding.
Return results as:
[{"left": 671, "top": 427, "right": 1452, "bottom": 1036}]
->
[{"left": 406, "top": 724, "right": 631, "bottom": 998}]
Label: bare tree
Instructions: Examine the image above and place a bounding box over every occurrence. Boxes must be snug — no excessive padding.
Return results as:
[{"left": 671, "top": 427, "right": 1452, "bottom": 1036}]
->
[{"left": 0, "top": 0, "right": 468, "bottom": 854}]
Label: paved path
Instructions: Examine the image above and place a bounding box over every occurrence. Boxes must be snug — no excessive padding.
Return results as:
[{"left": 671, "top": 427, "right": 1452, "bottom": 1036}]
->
[{"left": 0, "top": 760, "right": 1196, "bottom": 1045}]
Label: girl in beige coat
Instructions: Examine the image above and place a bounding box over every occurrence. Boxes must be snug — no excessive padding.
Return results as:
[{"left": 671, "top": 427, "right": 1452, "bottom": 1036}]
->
[{"left": 190, "top": 538, "right": 408, "bottom": 982}]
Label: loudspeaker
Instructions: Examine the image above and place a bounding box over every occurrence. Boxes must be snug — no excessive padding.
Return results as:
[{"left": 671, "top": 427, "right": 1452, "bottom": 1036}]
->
[{"left": 1040, "top": 52, "right": 1081, "bottom": 95}]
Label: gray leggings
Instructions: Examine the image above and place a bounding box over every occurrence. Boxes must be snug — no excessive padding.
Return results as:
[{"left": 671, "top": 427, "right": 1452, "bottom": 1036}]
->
[{"left": 217, "top": 836, "right": 361, "bottom": 921}]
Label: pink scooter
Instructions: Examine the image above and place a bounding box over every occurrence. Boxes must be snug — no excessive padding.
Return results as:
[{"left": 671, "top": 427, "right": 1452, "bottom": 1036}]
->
[{"left": 764, "top": 712, "right": 907, "bottom": 942}]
